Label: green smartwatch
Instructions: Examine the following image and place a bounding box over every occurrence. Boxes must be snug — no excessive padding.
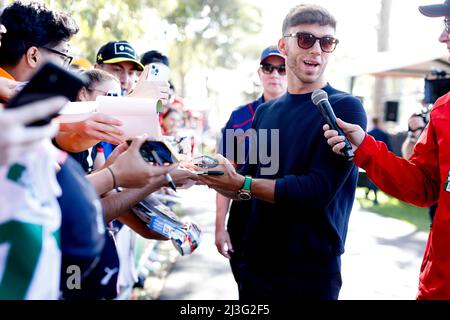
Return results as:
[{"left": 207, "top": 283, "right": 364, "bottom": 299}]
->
[{"left": 238, "top": 175, "right": 252, "bottom": 201}]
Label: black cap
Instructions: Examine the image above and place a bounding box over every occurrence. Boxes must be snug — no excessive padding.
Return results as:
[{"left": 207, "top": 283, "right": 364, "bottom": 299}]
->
[
  {"left": 419, "top": 0, "right": 450, "bottom": 17},
  {"left": 96, "top": 41, "right": 144, "bottom": 71}
]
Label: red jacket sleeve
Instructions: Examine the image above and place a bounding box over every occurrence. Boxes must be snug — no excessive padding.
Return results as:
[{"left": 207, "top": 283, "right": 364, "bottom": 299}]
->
[{"left": 353, "top": 121, "right": 440, "bottom": 207}]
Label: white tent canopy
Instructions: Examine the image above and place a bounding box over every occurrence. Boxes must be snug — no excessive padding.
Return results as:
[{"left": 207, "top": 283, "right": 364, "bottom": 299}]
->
[{"left": 335, "top": 48, "right": 450, "bottom": 78}]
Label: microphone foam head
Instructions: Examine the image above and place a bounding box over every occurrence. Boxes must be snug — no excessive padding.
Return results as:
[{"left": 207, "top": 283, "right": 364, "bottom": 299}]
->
[{"left": 311, "top": 89, "right": 328, "bottom": 106}]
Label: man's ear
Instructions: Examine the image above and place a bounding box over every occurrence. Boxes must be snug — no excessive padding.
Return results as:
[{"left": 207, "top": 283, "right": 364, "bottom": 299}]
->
[
  {"left": 77, "top": 87, "right": 89, "bottom": 101},
  {"left": 257, "top": 68, "right": 263, "bottom": 82},
  {"left": 25, "top": 46, "right": 40, "bottom": 68},
  {"left": 278, "top": 38, "right": 287, "bottom": 56}
]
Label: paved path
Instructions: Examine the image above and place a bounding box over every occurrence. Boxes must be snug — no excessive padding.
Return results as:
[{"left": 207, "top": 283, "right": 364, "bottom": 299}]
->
[
  {"left": 159, "top": 186, "right": 428, "bottom": 300},
  {"left": 340, "top": 202, "right": 428, "bottom": 300},
  {"left": 159, "top": 186, "right": 238, "bottom": 300}
]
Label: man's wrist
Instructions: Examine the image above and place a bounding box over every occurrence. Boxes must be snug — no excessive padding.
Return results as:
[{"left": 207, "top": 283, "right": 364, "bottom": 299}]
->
[
  {"left": 108, "top": 164, "right": 122, "bottom": 188},
  {"left": 236, "top": 175, "right": 252, "bottom": 201},
  {"left": 235, "top": 174, "right": 246, "bottom": 192},
  {"left": 107, "top": 167, "right": 117, "bottom": 189}
]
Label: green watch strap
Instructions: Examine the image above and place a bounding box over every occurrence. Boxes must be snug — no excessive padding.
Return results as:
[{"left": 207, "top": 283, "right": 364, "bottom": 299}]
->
[{"left": 242, "top": 175, "right": 252, "bottom": 191}]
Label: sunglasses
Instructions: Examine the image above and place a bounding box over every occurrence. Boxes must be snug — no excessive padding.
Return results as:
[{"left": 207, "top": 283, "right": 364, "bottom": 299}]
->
[
  {"left": 87, "top": 88, "right": 119, "bottom": 97},
  {"left": 444, "top": 17, "right": 450, "bottom": 34},
  {"left": 260, "top": 63, "right": 286, "bottom": 76},
  {"left": 408, "top": 126, "right": 425, "bottom": 134},
  {"left": 40, "top": 46, "right": 73, "bottom": 68},
  {"left": 284, "top": 32, "right": 339, "bottom": 53}
]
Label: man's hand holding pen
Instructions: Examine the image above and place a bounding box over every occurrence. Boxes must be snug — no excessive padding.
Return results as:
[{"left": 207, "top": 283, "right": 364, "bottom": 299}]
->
[
  {"left": 196, "top": 154, "right": 245, "bottom": 200},
  {"left": 110, "top": 135, "right": 243, "bottom": 194}
]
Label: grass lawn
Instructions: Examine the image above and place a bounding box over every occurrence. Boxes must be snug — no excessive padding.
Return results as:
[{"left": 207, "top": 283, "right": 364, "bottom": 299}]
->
[{"left": 355, "top": 188, "right": 431, "bottom": 232}]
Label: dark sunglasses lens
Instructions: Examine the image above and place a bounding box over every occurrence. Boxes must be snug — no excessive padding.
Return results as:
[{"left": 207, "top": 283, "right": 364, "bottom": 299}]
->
[
  {"left": 409, "top": 127, "right": 424, "bottom": 133},
  {"left": 261, "top": 64, "right": 285, "bottom": 75},
  {"left": 320, "top": 38, "right": 337, "bottom": 52},
  {"left": 297, "top": 33, "right": 316, "bottom": 49},
  {"left": 261, "top": 64, "right": 274, "bottom": 74},
  {"left": 445, "top": 18, "right": 450, "bottom": 32}
]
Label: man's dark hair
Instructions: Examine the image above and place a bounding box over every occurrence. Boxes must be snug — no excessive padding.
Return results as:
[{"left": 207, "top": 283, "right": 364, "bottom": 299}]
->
[
  {"left": 0, "top": 1, "right": 79, "bottom": 67},
  {"left": 140, "top": 50, "right": 170, "bottom": 67},
  {"left": 282, "top": 4, "right": 337, "bottom": 35},
  {"left": 408, "top": 112, "right": 429, "bottom": 131}
]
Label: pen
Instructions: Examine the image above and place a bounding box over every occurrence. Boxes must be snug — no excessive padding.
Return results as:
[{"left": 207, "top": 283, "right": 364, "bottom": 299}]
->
[
  {"left": 176, "top": 136, "right": 188, "bottom": 145},
  {"left": 150, "top": 150, "right": 177, "bottom": 191},
  {"left": 195, "top": 170, "right": 224, "bottom": 176}
]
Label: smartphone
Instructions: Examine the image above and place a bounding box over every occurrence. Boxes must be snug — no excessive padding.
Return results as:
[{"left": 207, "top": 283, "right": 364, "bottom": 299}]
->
[
  {"left": 7, "top": 61, "right": 87, "bottom": 126},
  {"left": 147, "top": 63, "right": 170, "bottom": 82},
  {"left": 195, "top": 170, "right": 224, "bottom": 176},
  {"left": 126, "top": 139, "right": 179, "bottom": 164}
]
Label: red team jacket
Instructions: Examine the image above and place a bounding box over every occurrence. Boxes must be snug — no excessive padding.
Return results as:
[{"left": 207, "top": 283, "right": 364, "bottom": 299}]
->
[{"left": 354, "top": 92, "right": 450, "bottom": 300}]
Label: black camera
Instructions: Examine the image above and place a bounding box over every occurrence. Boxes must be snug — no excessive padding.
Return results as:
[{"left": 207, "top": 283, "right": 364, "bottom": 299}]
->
[
  {"left": 126, "top": 139, "right": 177, "bottom": 164},
  {"left": 7, "top": 62, "right": 87, "bottom": 126}
]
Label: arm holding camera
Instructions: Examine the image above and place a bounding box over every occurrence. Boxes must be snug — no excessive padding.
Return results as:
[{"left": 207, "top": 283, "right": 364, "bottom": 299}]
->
[
  {"left": 101, "top": 169, "right": 198, "bottom": 237},
  {"left": 86, "top": 135, "right": 176, "bottom": 195},
  {"left": 101, "top": 177, "right": 166, "bottom": 223},
  {"left": 100, "top": 166, "right": 198, "bottom": 223},
  {"left": 82, "top": 134, "right": 197, "bottom": 236},
  {"left": 95, "top": 137, "right": 197, "bottom": 226}
]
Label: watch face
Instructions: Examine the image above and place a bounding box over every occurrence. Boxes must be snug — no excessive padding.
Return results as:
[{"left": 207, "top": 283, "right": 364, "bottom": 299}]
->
[{"left": 238, "top": 191, "right": 251, "bottom": 201}]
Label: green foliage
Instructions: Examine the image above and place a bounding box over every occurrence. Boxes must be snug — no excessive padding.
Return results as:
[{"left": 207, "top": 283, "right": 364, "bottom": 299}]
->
[
  {"left": 39, "top": 0, "right": 262, "bottom": 94},
  {"left": 150, "top": 0, "right": 262, "bottom": 95},
  {"left": 43, "top": 0, "right": 146, "bottom": 62}
]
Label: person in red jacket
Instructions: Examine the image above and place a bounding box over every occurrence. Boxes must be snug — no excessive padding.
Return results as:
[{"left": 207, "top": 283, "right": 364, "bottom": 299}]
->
[{"left": 322, "top": 0, "right": 450, "bottom": 300}]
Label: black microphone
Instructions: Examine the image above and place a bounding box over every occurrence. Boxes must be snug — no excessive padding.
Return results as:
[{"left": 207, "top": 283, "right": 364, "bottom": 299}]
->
[{"left": 311, "top": 89, "right": 354, "bottom": 161}]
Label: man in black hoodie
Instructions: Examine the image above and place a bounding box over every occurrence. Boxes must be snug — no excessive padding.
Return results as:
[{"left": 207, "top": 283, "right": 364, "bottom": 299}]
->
[{"left": 199, "top": 4, "right": 367, "bottom": 300}]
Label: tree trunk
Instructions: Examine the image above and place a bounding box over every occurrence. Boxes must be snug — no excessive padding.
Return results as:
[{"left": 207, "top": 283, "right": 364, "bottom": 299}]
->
[
  {"left": 373, "top": 0, "right": 392, "bottom": 120},
  {"left": 178, "top": 50, "right": 186, "bottom": 98},
  {"left": 179, "top": 70, "right": 186, "bottom": 99}
]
